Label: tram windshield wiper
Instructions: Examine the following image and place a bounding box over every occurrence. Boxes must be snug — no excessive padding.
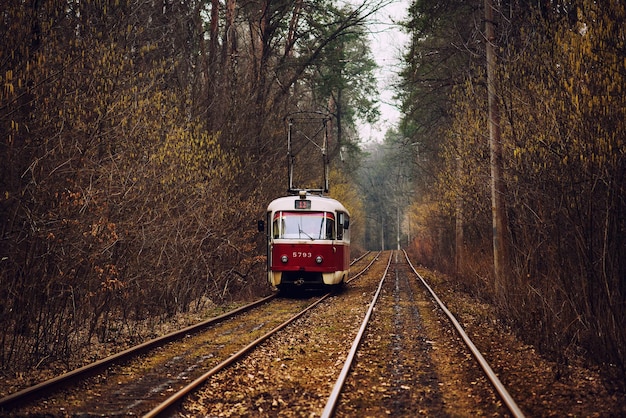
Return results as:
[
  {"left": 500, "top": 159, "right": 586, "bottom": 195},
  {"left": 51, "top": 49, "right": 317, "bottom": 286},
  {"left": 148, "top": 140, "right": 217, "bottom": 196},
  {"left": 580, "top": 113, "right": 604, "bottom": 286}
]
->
[{"left": 298, "top": 225, "right": 315, "bottom": 241}]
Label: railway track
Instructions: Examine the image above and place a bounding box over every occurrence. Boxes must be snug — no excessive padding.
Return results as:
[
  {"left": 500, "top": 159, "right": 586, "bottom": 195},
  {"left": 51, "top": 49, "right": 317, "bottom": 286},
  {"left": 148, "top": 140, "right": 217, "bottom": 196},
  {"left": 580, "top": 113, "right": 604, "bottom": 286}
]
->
[
  {"left": 171, "top": 251, "right": 392, "bottom": 416},
  {"left": 0, "top": 252, "right": 378, "bottom": 416},
  {"left": 1, "top": 251, "right": 525, "bottom": 416},
  {"left": 166, "top": 250, "right": 523, "bottom": 417},
  {"left": 0, "top": 295, "right": 276, "bottom": 410},
  {"left": 325, "top": 250, "right": 525, "bottom": 417}
]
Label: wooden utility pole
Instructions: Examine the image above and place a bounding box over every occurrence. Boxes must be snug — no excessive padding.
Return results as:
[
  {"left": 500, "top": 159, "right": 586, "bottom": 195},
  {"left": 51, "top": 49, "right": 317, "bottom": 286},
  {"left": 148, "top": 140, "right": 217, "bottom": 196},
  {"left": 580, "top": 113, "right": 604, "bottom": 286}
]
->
[
  {"left": 455, "top": 156, "right": 464, "bottom": 275},
  {"left": 484, "top": 0, "right": 509, "bottom": 298}
]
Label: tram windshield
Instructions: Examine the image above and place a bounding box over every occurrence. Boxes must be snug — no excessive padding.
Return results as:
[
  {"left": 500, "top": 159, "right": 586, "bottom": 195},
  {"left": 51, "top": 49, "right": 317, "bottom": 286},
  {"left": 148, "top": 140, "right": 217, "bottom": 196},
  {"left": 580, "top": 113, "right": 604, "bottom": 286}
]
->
[{"left": 272, "top": 211, "right": 335, "bottom": 240}]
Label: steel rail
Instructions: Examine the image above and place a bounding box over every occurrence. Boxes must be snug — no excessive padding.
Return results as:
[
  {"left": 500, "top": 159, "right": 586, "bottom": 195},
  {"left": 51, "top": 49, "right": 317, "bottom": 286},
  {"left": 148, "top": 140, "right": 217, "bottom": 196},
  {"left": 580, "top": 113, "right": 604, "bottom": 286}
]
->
[
  {"left": 350, "top": 250, "right": 371, "bottom": 265},
  {"left": 0, "top": 294, "right": 276, "bottom": 411},
  {"left": 346, "top": 251, "right": 380, "bottom": 283},
  {"left": 144, "top": 291, "right": 334, "bottom": 417},
  {"left": 146, "top": 252, "right": 385, "bottom": 417},
  {"left": 321, "top": 251, "right": 392, "bottom": 418},
  {"left": 3, "top": 252, "right": 378, "bottom": 414},
  {"left": 403, "top": 249, "right": 525, "bottom": 418}
]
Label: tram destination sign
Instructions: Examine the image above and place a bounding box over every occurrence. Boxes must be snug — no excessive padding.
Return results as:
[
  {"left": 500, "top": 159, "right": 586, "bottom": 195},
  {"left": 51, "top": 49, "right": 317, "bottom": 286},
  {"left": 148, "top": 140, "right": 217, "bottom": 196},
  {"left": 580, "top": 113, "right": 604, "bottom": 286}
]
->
[{"left": 294, "top": 199, "right": 311, "bottom": 210}]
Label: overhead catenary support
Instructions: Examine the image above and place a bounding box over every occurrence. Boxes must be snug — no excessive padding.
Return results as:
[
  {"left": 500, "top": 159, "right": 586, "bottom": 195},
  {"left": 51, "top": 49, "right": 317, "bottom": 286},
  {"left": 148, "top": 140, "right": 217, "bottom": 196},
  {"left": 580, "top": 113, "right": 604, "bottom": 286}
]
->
[{"left": 286, "top": 112, "right": 331, "bottom": 195}]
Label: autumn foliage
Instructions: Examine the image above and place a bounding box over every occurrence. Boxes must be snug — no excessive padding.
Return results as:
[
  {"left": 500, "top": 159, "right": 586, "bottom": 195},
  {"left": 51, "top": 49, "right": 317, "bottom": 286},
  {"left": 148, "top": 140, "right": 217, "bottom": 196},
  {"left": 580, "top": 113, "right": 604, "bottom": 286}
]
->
[
  {"left": 0, "top": 0, "right": 375, "bottom": 372},
  {"left": 402, "top": 0, "right": 625, "bottom": 378}
]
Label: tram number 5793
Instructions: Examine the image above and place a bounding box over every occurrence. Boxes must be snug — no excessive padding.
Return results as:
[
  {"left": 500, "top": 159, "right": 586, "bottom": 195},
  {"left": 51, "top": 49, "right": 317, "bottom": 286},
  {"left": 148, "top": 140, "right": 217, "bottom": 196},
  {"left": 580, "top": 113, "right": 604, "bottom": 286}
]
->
[{"left": 293, "top": 252, "right": 312, "bottom": 258}]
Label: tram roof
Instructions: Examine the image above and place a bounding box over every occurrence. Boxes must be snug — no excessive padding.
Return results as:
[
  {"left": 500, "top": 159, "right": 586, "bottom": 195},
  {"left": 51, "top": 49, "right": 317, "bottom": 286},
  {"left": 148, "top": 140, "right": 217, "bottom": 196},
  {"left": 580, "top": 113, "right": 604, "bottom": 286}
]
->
[{"left": 267, "top": 193, "right": 349, "bottom": 215}]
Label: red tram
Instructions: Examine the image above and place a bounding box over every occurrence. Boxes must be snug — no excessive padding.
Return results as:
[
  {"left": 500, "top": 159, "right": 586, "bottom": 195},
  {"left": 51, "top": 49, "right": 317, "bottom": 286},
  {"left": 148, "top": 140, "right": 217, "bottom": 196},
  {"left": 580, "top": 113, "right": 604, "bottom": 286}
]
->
[{"left": 262, "top": 191, "right": 350, "bottom": 291}]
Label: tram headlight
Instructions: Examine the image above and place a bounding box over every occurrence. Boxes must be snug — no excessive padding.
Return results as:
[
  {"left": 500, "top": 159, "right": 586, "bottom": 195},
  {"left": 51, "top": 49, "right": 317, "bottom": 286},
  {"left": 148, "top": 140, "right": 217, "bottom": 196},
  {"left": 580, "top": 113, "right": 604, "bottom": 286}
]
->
[
  {"left": 315, "top": 255, "right": 323, "bottom": 264},
  {"left": 281, "top": 255, "right": 289, "bottom": 263}
]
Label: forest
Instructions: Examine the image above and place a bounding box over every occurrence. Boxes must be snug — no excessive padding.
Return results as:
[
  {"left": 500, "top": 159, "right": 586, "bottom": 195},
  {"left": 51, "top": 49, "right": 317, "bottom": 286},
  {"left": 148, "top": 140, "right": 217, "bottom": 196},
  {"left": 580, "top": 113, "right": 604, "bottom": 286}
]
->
[{"left": 1, "top": 0, "right": 624, "bottom": 386}]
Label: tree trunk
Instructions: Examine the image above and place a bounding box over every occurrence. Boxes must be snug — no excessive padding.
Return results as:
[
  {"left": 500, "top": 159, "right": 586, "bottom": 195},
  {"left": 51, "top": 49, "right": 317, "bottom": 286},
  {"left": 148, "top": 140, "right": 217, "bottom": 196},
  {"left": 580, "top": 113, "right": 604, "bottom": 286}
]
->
[
  {"left": 484, "top": 0, "right": 510, "bottom": 299},
  {"left": 455, "top": 156, "right": 464, "bottom": 275}
]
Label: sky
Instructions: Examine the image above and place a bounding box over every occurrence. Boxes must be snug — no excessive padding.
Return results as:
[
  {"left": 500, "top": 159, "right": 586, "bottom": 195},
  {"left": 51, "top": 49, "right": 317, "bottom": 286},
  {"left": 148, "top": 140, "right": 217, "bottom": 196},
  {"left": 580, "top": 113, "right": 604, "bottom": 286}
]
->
[{"left": 359, "top": 0, "right": 410, "bottom": 143}]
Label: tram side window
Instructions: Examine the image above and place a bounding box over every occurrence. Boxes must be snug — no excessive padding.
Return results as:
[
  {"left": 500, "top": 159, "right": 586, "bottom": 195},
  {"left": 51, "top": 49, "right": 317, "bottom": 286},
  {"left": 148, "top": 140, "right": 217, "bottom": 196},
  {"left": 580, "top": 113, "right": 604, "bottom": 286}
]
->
[
  {"left": 337, "top": 212, "right": 344, "bottom": 240},
  {"left": 272, "top": 212, "right": 283, "bottom": 239},
  {"left": 338, "top": 212, "right": 350, "bottom": 241},
  {"left": 325, "top": 215, "right": 335, "bottom": 240}
]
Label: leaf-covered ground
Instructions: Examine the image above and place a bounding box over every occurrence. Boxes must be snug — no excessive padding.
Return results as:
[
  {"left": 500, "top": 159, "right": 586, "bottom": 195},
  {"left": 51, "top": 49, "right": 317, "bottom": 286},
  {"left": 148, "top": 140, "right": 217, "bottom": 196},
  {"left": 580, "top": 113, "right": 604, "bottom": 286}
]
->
[
  {"left": 181, "top": 257, "right": 625, "bottom": 416},
  {"left": 2, "top": 256, "right": 624, "bottom": 416}
]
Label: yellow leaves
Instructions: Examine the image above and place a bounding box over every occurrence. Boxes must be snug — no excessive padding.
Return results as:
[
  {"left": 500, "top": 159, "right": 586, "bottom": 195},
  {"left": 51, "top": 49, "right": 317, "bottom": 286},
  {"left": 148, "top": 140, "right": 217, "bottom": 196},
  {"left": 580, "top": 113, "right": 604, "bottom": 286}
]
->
[
  {"left": 329, "top": 168, "right": 364, "bottom": 220},
  {"left": 407, "top": 201, "right": 438, "bottom": 235},
  {"left": 436, "top": 1, "right": 621, "bottom": 232},
  {"left": 498, "top": 0, "right": 626, "bottom": 184},
  {"left": 3, "top": 69, "right": 15, "bottom": 97},
  {"left": 154, "top": 125, "right": 234, "bottom": 189}
]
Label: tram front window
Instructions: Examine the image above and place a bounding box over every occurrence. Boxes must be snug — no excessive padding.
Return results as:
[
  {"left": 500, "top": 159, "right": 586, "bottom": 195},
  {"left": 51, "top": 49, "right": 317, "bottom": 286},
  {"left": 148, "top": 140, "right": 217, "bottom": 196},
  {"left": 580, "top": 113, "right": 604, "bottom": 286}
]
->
[{"left": 273, "top": 211, "right": 335, "bottom": 240}]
